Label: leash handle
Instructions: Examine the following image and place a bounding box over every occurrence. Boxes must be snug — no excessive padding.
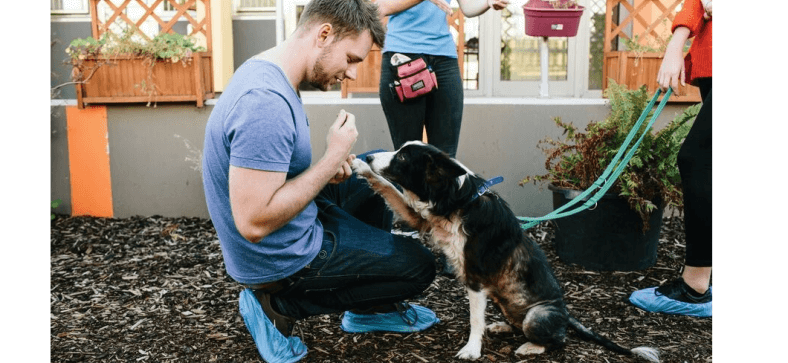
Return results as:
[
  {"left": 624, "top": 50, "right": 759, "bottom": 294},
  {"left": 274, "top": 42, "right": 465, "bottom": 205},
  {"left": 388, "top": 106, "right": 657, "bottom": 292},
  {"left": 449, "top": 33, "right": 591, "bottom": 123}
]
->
[{"left": 520, "top": 88, "right": 673, "bottom": 230}]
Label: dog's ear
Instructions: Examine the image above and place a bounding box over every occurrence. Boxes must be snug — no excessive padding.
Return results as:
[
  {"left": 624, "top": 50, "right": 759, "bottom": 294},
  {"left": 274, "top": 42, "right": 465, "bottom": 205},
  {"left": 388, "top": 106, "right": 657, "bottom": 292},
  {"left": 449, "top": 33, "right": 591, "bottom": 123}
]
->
[{"left": 426, "top": 154, "right": 466, "bottom": 184}]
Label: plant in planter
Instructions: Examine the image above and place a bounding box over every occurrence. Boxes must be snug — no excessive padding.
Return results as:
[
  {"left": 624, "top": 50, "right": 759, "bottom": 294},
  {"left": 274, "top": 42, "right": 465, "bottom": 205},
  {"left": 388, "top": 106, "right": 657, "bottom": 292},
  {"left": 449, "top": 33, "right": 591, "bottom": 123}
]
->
[
  {"left": 520, "top": 80, "right": 700, "bottom": 270},
  {"left": 67, "top": 28, "right": 212, "bottom": 108}
]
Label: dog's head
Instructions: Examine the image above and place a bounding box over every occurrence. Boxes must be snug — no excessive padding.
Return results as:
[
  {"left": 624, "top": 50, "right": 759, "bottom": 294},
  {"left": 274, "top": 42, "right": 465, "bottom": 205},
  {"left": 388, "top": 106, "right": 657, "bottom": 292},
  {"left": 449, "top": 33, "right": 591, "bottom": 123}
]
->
[{"left": 365, "top": 141, "right": 484, "bottom": 216}]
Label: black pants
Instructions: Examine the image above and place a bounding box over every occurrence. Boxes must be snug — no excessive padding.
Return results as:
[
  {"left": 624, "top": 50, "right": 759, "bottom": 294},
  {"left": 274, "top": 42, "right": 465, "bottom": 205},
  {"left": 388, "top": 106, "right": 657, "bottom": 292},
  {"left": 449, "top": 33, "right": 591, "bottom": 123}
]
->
[
  {"left": 379, "top": 52, "right": 464, "bottom": 157},
  {"left": 677, "top": 78, "right": 712, "bottom": 267}
]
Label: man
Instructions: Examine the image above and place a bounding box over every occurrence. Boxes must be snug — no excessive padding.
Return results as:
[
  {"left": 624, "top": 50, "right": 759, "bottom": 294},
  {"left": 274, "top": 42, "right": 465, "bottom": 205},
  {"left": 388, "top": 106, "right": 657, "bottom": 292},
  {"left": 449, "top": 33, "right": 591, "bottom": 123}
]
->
[{"left": 201, "top": 0, "right": 438, "bottom": 361}]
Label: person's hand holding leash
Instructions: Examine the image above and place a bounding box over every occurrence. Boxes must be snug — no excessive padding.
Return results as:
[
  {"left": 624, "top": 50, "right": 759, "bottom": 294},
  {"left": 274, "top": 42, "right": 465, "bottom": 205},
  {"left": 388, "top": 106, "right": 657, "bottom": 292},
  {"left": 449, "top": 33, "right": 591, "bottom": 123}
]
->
[{"left": 657, "top": 26, "right": 690, "bottom": 93}]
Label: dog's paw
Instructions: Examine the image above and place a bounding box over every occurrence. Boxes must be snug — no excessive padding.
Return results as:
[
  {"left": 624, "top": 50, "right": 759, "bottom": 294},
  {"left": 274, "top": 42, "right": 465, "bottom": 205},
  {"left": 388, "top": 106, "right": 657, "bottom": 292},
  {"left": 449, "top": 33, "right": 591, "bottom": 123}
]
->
[
  {"left": 350, "top": 158, "right": 372, "bottom": 177},
  {"left": 486, "top": 322, "right": 514, "bottom": 334},
  {"left": 514, "top": 342, "right": 546, "bottom": 356},
  {"left": 455, "top": 342, "right": 482, "bottom": 360}
]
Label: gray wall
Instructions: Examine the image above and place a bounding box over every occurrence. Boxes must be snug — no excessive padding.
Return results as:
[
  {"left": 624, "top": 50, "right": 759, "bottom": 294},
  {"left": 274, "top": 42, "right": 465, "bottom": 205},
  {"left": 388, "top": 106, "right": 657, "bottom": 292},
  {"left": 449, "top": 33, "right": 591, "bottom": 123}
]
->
[
  {"left": 50, "top": 100, "right": 691, "bottom": 219},
  {"left": 232, "top": 18, "right": 277, "bottom": 70},
  {"left": 51, "top": 106, "right": 71, "bottom": 216},
  {"left": 51, "top": 20, "right": 92, "bottom": 100},
  {"left": 107, "top": 104, "right": 213, "bottom": 217}
]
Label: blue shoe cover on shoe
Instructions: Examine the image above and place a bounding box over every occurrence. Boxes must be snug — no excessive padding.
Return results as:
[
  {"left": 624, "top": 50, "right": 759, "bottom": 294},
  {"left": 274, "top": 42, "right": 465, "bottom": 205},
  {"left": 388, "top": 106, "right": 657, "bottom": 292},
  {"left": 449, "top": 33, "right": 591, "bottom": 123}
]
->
[
  {"left": 629, "top": 286, "right": 712, "bottom": 318},
  {"left": 239, "top": 289, "right": 307, "bottom": 363},
  {"left": 340, "top": 304, "right": 439, "bottom": 333}
]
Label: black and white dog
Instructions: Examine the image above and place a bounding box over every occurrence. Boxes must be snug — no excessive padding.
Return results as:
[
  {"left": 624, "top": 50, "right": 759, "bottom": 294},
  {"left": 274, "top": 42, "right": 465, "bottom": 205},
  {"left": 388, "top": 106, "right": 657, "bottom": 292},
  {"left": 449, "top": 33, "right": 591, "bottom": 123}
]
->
[{"left": 351, "top": 141, "right": 659, "bottom": 362}]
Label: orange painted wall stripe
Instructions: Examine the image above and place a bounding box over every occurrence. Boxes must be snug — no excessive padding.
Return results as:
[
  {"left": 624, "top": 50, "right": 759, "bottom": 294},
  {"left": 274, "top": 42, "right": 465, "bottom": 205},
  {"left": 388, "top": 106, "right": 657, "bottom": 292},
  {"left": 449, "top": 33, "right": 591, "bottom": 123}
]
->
[{"left": 66, "top": 105, "right": 114, "bottom": 217}]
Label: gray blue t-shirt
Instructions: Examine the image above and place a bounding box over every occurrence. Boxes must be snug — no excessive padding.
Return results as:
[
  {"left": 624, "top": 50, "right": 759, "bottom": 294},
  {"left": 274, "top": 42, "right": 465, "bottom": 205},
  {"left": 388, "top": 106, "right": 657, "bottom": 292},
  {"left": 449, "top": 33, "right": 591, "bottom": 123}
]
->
[
  {"left": 202, "top": 59, "right": 322, "bottom": 285},
  {"left": 383, "top": 0, "right": 457, "bottom": 58}
]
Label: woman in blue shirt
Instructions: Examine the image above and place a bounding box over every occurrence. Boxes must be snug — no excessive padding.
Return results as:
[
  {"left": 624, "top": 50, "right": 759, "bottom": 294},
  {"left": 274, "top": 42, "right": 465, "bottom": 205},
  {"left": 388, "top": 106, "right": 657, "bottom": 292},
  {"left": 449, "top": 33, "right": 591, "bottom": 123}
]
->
[{"left": 376, "top": 0, "right": 508, "bottom": 158}]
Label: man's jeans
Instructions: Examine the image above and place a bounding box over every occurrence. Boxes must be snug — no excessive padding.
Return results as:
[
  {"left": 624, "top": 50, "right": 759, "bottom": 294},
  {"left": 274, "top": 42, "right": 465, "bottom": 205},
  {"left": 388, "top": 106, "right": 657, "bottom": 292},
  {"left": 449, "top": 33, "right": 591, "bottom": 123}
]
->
[{"left": 270, "top": 152, "right": 437, "bottom": 320}]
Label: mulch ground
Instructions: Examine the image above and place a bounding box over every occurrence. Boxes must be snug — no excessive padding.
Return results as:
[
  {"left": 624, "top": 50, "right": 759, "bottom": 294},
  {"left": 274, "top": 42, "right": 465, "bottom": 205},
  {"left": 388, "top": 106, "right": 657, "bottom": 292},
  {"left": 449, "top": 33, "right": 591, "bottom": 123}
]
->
[{"left": 51, "top": 215, "right": 711, "bottom": 363}]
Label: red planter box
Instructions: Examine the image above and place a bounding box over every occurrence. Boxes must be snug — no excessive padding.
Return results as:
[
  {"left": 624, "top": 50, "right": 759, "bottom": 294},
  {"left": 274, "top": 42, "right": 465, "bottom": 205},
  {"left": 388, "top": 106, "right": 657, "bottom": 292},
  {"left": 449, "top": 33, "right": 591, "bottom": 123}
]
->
[{"left": 523, "top": 0, "right": 584, "bottom": 37}]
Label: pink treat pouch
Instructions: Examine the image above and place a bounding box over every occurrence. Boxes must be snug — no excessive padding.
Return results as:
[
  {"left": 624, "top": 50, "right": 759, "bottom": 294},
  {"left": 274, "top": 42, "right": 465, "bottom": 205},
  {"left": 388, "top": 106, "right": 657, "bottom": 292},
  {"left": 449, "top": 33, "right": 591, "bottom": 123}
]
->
[{"left": 393, "top": 58, "right": 438, "bottom": 102}]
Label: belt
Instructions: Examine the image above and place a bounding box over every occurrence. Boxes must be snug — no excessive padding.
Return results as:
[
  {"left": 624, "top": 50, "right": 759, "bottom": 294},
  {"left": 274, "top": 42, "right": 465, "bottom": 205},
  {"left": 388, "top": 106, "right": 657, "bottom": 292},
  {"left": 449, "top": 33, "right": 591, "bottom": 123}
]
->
[{"left": 245, "top": 279, "right": 288, "bottom": 294}]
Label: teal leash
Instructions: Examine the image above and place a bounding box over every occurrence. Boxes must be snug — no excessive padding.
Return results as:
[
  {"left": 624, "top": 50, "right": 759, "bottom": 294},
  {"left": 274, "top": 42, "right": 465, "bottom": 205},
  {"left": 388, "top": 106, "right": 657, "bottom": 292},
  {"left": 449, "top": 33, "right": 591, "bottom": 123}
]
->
[{"left": 518, "top": 88, "right": 673, "bottom": 230}]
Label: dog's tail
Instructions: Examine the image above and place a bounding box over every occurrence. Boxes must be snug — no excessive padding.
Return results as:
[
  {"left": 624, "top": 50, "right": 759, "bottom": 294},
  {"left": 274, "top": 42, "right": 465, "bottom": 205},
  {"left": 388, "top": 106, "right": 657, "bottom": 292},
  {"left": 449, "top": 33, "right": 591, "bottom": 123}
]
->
[{"left": 568, "top": 315, "right": 659, "bottom": 362}]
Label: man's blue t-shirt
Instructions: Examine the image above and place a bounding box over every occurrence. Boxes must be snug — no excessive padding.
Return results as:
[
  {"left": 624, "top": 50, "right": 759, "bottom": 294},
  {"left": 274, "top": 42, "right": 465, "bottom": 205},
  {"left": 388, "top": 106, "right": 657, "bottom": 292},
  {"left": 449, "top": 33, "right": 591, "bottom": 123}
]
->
[
  {"left": 202, "top": 59, "right": 322, "bottom": 285},
  {"left": 383, "top": 0, "right": 457, "bottom": 58}
]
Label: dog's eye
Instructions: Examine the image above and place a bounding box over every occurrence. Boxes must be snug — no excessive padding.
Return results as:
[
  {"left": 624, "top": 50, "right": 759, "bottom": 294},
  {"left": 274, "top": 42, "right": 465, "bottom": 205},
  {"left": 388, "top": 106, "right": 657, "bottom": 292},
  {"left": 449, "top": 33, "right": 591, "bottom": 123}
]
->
[{"left": 396, "top": 153, "right": 406, "bottom": 161}]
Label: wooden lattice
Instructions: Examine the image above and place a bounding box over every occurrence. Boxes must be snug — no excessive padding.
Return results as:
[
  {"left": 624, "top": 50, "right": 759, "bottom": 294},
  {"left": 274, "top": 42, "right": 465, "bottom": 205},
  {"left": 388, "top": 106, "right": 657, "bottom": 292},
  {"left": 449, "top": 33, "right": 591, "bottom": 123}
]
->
[
  {"left": 603, "top": 0, "right": 700, "bottom": 102},
  {"left": 89, "top": 0, "right": 212, "bottom": 51},
  {"left": 75, "top": 0, "right": 214, "bottom": 108},
  {"left": 604, "top": 0, "right": 682, "bottom": 53}
]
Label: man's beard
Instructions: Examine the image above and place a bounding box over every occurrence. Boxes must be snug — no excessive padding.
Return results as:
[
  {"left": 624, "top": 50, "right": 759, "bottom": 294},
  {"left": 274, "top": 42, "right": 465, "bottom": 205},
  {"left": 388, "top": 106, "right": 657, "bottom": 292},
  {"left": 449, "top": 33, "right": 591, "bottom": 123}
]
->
[{"left": 309, "top": 47, "right": 335, "bottom": 91}]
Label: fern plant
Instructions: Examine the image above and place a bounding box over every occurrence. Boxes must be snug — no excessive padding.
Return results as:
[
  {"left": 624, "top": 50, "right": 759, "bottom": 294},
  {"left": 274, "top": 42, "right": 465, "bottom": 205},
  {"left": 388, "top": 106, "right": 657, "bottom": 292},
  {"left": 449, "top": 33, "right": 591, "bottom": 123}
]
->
[{"left": 520, "top": 80, "right": 700, "bottom": 231}]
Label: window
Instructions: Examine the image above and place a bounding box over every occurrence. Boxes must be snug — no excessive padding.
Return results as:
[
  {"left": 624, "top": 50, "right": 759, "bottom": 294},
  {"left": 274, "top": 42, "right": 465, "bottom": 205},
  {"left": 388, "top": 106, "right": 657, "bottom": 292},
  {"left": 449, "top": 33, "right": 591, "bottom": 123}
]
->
[
  {"left": 236, "top": 0, "right": 277, "bottom": 12},
  {"left": 480, "top": 0, "right": 589, "bottom": 97},
  {"left": 588, "top": 0, "right": 605, "bottom": 90},
  {"left": 51, "top": 0, "right": 89, "bottom": 14}
]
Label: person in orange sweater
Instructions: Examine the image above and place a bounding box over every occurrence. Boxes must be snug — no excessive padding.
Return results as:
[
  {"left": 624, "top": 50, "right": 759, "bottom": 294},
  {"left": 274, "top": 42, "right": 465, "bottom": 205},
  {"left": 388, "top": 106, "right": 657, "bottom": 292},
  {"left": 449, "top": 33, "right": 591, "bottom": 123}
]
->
[{"left": 629, "top": 0, "right": 712, "bottom": 318}]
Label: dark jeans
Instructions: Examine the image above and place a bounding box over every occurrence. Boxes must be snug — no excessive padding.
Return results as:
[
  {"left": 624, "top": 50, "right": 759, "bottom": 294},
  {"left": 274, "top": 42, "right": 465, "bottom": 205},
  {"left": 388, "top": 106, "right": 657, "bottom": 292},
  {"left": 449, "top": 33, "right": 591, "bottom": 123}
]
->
[
  {"left": 269, "top": 151, "right": 437, "bottom": 320},
  {"left": 379, "top": 52, "right": 464, "bottom": 157},
  {"left": 678, "top": 78, "right": 712, "bottom": 267}
]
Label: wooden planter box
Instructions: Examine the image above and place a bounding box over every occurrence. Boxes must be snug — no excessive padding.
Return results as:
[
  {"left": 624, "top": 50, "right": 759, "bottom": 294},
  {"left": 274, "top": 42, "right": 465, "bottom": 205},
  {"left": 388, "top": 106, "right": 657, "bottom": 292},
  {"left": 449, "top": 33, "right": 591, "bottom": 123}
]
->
[
  {"left": 603, "top": 51, "right": 701, "bottom": 103},
  {"left": 73, "top": 52, "right": 214, "bottom": 109}
]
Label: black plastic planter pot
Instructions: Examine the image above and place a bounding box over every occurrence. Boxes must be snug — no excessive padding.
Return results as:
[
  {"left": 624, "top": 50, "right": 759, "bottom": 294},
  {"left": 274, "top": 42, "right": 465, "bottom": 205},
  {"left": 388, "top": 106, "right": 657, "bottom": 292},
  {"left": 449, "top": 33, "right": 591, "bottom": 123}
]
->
[{"left": 548, "top": 184, "right": 663, "bottom": 271}]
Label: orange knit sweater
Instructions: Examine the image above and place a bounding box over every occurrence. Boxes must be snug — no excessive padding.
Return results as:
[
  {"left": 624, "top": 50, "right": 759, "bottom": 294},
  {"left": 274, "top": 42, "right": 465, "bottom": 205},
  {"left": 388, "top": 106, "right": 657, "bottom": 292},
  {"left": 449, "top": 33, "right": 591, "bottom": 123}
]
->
[{"left": 672, "top": 0, "right": 712, "bottom": 85}]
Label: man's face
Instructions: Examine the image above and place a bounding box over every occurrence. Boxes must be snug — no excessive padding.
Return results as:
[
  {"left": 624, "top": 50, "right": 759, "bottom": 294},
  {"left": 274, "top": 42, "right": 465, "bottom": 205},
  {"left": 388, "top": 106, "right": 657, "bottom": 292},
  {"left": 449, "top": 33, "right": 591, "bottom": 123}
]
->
[{"left": 308, "top": 30, "right": 373, "bottom": 91}]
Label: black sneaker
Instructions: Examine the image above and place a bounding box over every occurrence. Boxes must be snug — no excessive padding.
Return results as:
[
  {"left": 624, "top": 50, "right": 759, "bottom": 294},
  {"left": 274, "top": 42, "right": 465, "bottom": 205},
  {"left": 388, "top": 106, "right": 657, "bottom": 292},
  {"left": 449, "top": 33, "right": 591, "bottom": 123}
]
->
[
  {"left": 252, "top": 289, "right": 296, "bottom": 336},
  {"left": 655, "top": 278, "right": 711, "bottom": 304}
]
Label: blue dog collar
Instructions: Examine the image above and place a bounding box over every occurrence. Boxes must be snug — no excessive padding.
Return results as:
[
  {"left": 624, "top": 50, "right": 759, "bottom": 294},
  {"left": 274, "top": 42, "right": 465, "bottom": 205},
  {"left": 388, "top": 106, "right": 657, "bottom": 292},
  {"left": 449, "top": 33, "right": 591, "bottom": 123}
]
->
[{"left": 471, "top": 176, "right": 504, "bottom": 201}]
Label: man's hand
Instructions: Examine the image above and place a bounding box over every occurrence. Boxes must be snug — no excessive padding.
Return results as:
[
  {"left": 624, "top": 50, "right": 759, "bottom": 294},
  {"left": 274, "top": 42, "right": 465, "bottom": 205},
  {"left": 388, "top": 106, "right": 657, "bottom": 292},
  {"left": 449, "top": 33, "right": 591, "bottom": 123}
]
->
[
  {"left": 328, "top": 154, "right": 356, "bottom": 184},
  {"left": 326, "top": 109, "right": 358, "bottom": 162}
]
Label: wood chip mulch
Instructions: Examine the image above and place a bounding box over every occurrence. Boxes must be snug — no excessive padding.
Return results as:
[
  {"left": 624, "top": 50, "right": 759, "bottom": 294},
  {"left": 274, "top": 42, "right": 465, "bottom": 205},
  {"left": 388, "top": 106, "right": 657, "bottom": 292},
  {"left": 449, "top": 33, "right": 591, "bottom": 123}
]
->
[{"left": 51, "top": 215, "right": 711, "bottom": 363}]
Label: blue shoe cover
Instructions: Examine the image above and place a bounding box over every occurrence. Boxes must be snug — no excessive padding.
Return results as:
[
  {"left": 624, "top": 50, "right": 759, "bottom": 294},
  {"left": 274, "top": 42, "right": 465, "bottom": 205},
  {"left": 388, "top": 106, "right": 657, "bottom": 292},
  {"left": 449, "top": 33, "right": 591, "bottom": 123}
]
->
[
  {"left": 340, "top": 304, "right": 439, "bottom": 333},
  {"left": 239, "top": 289, "right": 308, "bottom": 363},
  {"left": 629, "top": 286, "right": 712, "bottom": 318}
]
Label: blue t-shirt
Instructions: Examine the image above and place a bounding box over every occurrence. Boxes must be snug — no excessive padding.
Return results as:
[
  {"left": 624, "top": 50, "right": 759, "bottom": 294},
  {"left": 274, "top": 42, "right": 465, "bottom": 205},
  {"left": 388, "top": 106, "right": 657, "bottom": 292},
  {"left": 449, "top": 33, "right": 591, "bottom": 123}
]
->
[
  {"left": 383, "top": 0, "right": 457, "bottom": 58},
  {"left": 202, "top": 59, "right": 322, "bottom": 285}
]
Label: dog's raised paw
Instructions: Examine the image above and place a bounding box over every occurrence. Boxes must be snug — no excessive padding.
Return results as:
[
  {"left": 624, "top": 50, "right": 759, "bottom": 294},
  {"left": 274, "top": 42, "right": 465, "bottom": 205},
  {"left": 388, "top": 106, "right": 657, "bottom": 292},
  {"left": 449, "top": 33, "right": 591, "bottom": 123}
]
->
[
  {"left": 456, "top": 342, "right": 482, "bottom": 360},
  {"left": 350, "top": 158, "right": 372, "bottom": 176},
  {"left": 514, "top": 342, "right": 546, "bottom": 356}
]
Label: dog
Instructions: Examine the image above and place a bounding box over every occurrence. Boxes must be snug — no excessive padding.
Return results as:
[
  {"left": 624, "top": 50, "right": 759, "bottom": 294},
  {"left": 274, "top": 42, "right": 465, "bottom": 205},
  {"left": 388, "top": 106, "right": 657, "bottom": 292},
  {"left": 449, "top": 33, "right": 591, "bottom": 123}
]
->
[{"left": 351, "top": 141, "right": 659, "bottom": 362}]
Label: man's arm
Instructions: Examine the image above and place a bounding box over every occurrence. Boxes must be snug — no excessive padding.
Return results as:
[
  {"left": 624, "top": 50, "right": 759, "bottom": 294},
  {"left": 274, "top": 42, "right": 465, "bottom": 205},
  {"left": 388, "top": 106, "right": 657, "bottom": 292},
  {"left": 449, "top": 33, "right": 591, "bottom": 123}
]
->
[{"left": 230, "top": 110, "right": 358, "bottom": 243}]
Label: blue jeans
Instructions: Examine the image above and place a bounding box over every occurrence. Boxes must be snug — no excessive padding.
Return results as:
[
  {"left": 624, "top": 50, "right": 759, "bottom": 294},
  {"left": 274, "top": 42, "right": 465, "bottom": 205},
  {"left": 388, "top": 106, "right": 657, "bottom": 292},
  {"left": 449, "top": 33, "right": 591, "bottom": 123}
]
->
[
  {"left": 271, "top": 151, "right": 437, "bottom": 319},
  {"left": 379, "top": 52, "right": 464, "bottom": 157}
]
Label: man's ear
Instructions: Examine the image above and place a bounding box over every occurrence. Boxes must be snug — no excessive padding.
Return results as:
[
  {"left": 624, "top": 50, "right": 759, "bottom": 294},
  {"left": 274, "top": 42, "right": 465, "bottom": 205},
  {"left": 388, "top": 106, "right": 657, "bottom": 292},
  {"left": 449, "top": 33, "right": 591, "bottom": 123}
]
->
[{"left": 315, "top": 23, "right": 333, "bottom": 48}]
